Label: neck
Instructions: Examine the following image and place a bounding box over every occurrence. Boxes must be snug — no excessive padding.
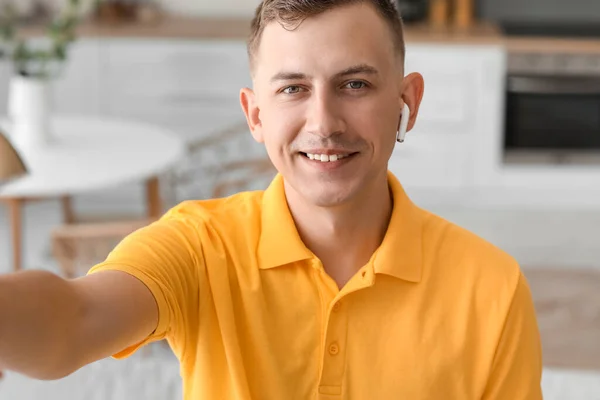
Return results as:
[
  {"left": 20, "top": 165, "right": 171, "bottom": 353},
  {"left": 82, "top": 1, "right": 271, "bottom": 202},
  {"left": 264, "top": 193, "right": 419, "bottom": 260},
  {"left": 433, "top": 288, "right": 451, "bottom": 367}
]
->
[{"left": 285, "top": 171, "right": 393, "bottom": 288}]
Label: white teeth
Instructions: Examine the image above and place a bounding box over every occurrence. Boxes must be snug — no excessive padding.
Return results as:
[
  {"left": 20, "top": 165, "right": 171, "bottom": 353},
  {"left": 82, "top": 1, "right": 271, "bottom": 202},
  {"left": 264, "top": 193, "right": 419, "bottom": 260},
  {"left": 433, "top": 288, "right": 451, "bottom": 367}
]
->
[{"left": 305, "top": 153, "right": 348, "bottom": 162}]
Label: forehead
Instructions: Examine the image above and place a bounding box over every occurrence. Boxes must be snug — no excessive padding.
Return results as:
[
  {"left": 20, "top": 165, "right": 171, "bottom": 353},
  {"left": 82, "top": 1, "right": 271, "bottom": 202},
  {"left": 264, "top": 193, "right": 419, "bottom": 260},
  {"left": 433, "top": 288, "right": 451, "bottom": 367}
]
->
[{"left": 254, "top": 3, "right": 397, "bottom": 79}]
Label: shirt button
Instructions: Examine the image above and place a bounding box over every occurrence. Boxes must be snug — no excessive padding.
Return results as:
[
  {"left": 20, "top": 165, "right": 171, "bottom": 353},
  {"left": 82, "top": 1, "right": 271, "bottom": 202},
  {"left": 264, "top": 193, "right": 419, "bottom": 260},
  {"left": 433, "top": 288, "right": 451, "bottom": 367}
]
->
[
  {"left": 328, "top": 343, "right": 340, "bottom": 356},
  {"left": 332, "top": 302, "right": 341, "bottom": 313}
]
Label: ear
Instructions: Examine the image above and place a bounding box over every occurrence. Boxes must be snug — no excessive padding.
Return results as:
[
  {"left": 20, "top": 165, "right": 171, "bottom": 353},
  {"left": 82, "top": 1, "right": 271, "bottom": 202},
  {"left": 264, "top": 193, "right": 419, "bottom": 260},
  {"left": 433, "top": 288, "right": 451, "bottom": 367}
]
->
[
  {"left": 240, "top": 88, "right": 264, "bottom": 143},
  {"left": 400, "top": 72, "right": 425, "bottom": 133}
]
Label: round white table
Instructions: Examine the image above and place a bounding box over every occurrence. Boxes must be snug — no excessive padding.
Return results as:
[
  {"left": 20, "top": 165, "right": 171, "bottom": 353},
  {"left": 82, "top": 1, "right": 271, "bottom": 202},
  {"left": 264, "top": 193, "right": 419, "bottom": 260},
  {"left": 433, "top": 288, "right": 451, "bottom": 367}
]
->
[{"left": 0, "top": 116, "right": 187, "bottom": 272}]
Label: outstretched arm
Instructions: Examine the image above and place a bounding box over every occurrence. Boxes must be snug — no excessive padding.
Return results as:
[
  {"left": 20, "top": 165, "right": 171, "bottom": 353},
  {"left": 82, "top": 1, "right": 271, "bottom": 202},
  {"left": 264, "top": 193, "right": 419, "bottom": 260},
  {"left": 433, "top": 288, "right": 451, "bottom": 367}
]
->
[{"left": 0, "top": 269, "right": 158, "bottom": 380}]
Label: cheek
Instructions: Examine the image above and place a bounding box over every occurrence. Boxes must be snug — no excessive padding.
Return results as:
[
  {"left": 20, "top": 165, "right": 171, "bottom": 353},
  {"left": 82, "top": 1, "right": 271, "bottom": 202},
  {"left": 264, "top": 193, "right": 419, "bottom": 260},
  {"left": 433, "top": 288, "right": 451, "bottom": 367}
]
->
[
  {"left": 260, "top": 103, "right": 304, "bottom": 148},
  {"left": 346, "top": 99, "right": 399, "bottom": 144}
]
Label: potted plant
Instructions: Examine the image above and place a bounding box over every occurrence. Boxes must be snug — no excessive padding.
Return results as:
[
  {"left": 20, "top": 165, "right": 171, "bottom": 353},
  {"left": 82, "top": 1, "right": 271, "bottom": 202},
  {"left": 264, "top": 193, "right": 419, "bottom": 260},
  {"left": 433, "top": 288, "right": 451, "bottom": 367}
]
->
[{"left": 0, "top": 0, "right": 82, "bottom": 151}]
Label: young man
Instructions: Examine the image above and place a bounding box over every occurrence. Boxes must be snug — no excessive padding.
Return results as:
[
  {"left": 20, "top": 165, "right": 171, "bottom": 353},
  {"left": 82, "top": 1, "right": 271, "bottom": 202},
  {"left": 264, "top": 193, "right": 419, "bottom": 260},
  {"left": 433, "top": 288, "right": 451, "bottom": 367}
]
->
[{"left": 0, "top": 0, "right": 543, "bottom": 398}]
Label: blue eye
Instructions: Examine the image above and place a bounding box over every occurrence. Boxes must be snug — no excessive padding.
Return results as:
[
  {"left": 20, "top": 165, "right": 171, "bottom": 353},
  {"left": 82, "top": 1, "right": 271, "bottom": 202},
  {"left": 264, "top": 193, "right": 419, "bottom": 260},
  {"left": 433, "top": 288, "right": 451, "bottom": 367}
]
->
[
  {"left": 283, "top": 86, "right": 302, "bottom": 94},
  {"left": 346, "top": 81, "right": 366, "bottom": 90}
]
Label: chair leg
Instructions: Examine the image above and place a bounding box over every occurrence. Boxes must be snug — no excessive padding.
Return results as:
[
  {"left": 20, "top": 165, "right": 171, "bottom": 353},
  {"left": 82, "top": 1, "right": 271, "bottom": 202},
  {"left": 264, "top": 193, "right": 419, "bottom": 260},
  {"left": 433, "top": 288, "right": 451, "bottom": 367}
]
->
[
  {"left": 146, "top": 177, "right": 162, "bottom": 219},
  {"left": 61, "top": 196, "right": 75, "bottom": 224},
  {"left": 8, "top": 198, "right": 24, "bottom": 272},
  {"left": 52, "top": 236, "right": 77, "bottom": 279}
]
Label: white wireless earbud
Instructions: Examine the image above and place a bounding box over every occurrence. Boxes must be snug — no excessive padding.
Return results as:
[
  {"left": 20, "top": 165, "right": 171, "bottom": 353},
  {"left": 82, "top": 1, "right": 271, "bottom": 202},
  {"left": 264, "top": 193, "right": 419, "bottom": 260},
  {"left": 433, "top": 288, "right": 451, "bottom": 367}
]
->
[{"left": 396, "top": 103, "right": 410, "bottom": 143}]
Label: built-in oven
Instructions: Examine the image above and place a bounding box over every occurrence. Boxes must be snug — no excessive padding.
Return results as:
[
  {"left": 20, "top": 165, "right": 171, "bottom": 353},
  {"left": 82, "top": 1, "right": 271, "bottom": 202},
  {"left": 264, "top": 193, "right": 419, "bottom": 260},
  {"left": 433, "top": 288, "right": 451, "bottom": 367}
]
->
[
  {"left": 477, "top": 0, "right": 600, "bottom": 164},
  {"left": 504, "top": 52, "right": 600, "bottom": 165}
]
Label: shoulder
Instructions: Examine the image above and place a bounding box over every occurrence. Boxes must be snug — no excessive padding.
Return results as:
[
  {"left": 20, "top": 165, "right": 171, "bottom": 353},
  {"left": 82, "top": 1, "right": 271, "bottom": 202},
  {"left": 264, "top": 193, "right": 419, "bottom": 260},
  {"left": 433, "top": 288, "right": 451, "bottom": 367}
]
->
[
  {"left": 159, "top": 190, "right": 265, "bottom": 237},
  {"left": 418, "top": 207, "right": 523, "bottom": 305}
]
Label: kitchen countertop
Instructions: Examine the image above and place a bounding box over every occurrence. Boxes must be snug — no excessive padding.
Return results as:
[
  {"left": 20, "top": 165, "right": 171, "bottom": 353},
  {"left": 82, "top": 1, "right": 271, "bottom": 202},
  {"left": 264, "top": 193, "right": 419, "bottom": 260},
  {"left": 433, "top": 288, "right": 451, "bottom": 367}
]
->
[{"left": 19, "top": 15, "right": 600, "bottom": 53}]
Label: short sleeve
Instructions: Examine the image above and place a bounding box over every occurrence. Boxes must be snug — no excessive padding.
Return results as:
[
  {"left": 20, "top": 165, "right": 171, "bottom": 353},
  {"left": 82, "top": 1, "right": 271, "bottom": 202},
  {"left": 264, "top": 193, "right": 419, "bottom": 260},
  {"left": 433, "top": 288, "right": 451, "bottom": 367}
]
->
[
  {"left": 482, "top": 272, "right": 544, "bottom": 399},
  {"left": 87, "top": 212, "right": 202, "bottom": 359}
]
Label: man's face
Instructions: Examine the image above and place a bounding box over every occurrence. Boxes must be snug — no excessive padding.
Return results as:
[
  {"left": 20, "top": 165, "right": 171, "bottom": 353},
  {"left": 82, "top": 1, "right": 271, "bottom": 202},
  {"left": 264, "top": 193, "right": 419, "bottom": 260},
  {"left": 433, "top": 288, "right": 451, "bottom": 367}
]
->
[{"left": 241, "top": 3, "right": 423, "bottom": 207}]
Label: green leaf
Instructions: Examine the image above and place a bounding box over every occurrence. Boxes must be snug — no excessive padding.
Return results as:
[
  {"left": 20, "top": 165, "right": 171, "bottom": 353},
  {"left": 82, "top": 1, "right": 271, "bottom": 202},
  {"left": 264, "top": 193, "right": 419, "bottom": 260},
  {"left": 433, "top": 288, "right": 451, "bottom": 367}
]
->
[
  {"left": 0, "top": 24, "right": 14, "bottom": 41},
  {"left": 13, "top": 41, "right": 28, "bottom": 61},
  {"left": 53, "top": 44, "right": 66, "bottom": 61},
  {"left": 0, "top": 0, "right": 82, "bottom": 75}
]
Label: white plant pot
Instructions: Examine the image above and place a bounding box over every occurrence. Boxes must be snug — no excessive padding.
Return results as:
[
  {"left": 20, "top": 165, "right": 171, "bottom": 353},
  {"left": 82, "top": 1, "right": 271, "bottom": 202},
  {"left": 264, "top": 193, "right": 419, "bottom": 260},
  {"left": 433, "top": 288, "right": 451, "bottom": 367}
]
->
[{"left": 7, "top": 76, "right": 55, "bottom": 152}]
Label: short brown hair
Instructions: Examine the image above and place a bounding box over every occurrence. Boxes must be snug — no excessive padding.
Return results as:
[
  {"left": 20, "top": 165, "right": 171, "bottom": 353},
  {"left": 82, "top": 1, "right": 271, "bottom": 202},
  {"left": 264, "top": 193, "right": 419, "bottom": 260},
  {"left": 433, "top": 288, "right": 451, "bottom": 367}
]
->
[{"left": 247, "top": 0, "right": 406, "bottom": 73}]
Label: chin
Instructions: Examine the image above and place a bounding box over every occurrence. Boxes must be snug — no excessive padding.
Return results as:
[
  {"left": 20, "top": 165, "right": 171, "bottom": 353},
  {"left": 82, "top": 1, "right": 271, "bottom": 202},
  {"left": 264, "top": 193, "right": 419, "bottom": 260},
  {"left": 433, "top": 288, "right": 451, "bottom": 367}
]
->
[
  {"left": 282, "top": 168, "right": 370, "bottom": 208},
  {"left": 301, "top": 184, "right": 357, "bottom": 208}
]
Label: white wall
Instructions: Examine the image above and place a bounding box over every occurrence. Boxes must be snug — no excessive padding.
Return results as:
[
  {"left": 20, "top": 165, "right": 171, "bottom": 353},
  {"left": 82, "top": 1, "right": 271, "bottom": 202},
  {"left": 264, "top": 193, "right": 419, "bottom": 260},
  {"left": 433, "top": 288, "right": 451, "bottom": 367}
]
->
[{"left": 163, "top": 0, "right": 263, "bottom": 17}]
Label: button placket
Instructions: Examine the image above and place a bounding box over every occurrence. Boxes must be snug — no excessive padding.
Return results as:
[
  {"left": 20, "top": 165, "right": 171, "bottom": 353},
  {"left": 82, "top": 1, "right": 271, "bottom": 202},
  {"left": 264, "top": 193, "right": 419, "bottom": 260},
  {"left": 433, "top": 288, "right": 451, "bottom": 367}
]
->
[
  {"left": 318, "top": 297, "right": 349, "bottom": 397},
  {"left": 328, "top": 342, "right": 340, "bottom": 356}
]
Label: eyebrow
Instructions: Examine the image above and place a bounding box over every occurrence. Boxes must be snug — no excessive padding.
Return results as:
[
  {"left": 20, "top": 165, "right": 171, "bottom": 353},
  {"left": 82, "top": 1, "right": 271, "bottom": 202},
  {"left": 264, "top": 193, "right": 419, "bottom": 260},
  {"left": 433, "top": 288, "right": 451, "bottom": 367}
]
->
[{"left": 269, "top": 63, "right": 379, "bottom": 83}]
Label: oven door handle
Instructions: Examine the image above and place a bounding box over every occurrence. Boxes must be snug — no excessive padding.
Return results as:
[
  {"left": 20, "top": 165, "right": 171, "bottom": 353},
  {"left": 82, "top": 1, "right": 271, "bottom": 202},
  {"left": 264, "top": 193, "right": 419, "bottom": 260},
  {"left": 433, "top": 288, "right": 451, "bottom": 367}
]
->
[{"left": 508, "top": 76, "right": 600, "bottom": 95}]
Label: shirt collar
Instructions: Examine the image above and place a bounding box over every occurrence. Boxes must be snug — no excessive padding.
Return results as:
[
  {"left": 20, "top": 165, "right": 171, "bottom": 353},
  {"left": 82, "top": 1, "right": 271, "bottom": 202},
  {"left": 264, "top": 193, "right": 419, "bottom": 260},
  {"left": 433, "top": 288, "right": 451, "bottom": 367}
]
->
[
  {"left": 258, "top": 171, "right": 423, "bottom": 283},
  {"left": 258, "top": 174, "right": 314, "bottom": 269},
  {"left": 372, "top": 171, "right": 423, "bottom": 283}
]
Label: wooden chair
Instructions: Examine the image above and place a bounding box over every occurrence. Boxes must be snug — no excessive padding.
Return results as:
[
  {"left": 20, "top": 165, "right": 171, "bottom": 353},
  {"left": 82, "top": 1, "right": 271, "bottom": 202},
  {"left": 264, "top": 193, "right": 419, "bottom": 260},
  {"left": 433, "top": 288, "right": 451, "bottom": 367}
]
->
[
  {"left": 166, "top": 120, "right": 275, "bottom": 201},
  {"left": 51, "top": 218, "right": 156, "bottom": 278},
  {"left": 50, "top": 120, "right": 276, "bottom": 278}
]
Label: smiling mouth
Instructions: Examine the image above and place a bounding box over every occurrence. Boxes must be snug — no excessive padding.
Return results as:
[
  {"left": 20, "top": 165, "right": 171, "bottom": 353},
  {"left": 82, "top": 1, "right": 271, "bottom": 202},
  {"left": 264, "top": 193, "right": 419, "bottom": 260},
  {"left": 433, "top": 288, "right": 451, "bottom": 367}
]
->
[{"left": 300, "top": 152, "right": 358, "bottom": 162}]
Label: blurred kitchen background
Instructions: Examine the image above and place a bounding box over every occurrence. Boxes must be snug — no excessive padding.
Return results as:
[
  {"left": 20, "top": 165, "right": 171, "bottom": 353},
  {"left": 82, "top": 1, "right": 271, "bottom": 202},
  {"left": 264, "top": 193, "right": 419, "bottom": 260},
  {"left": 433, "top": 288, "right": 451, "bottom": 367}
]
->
[{"left": 0, "top": 0, "right": 599, "bottom": 399}]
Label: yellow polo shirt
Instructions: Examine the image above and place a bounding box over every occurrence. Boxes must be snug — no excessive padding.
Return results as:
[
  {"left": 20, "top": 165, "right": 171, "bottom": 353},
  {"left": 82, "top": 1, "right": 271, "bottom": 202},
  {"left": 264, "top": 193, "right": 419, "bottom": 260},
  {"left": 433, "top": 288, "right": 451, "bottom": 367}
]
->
[{"left": 88, "top": 171, "right": 543, "bottom": 399}]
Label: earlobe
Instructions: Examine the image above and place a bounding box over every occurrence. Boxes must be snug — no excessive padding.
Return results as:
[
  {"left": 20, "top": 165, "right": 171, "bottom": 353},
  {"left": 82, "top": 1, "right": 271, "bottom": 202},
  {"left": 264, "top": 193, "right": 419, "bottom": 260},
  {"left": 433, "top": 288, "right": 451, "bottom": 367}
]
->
[{"left": 240, "top": 88, "right": 264, "bottom": 143}]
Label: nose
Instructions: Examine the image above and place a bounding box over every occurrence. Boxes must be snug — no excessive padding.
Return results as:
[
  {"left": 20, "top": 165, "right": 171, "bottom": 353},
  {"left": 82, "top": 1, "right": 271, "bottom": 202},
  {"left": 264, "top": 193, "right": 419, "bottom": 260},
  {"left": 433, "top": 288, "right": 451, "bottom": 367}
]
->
[{"left": 304, "top": 90, "right": 345, "bottom": 138}]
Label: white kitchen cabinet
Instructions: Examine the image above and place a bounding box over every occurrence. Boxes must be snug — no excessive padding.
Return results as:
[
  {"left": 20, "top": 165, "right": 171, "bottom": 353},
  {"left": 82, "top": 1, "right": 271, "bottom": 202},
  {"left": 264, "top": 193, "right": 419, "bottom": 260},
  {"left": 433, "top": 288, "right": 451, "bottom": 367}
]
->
[
  {"left": 389, "top": 43, "right": 506, "bottom": 190},
  {"left": 104, "top": 39, "right": 251, "bottom": 94},
  {"left": 100, "top": 39, "right": 250, "bottom": 121},
  {"left": 163, "top": 0, "right": 261, "bottom": 17},
  {"left": 52, "top": 39, "right": 103, "bottom": 116},
  {"left": 97, "top": 38, "right": 265, "bottom": 204}
]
